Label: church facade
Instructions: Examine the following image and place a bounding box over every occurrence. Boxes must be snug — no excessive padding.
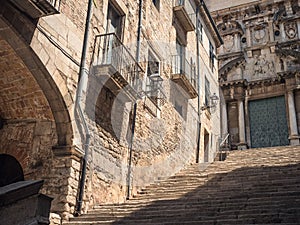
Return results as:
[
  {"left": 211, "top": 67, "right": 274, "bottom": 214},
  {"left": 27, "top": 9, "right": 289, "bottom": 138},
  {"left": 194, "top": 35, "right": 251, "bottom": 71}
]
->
[{"left": 207, "top": 0, "right": 300, "bottom": 149}]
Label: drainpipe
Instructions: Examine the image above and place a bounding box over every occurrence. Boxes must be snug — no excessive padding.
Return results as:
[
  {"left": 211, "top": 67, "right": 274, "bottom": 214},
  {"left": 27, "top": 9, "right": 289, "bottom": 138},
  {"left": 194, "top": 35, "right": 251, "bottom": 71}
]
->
[
  {"left": 126, "top": 0, "right": 143, "bottom": 200},
  {"left": 126, "top": 102, "right": 137, "bottom": 200},
  {"left": 195, "top": 5, "right": 201, "bottom": 163},
  {"left": 135, "top": 0, "right": 143, "bottom": 63},
  {"left": 74, "top": 0, "right": 93, "bottom": 216}
]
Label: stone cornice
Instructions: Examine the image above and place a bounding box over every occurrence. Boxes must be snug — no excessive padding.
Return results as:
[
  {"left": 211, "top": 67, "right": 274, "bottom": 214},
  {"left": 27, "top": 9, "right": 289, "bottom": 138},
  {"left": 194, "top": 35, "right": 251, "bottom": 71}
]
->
[
  {"left": 220, "top": 79, "right": 247, "bottom": 87},
  {"left": 218, "top": 51, "right": 244, "bottom": 60},
  {"left": 52, "top": 145, "right": 83, "bottom": 161},
  {"left": 247, "top": 77, "right": 283, "bottom": 87},
  {"left": 220, "top": 76, "right": 288, "bottom": 88}
]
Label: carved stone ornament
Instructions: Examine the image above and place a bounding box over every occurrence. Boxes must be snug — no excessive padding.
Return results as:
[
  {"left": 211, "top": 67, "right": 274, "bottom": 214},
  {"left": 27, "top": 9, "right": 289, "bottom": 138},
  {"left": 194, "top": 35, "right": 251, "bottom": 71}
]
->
[
  {"left": 244, "top": 55, "right": 276, "bottom": 81},
  {"left": 253, "top": 55, "right": 275, "bottom": 76},
  {"left": 284, "top": 22, "right": 298, "bottom": 39},
  {"left": 223, "top": 35, "right": 234, "bottom": 52},
  {"left": 254, "top": 28, "right": 266, "bottom": 41},
  {"left": 217, "top": 20, "right": 244, "bottom": 35}
]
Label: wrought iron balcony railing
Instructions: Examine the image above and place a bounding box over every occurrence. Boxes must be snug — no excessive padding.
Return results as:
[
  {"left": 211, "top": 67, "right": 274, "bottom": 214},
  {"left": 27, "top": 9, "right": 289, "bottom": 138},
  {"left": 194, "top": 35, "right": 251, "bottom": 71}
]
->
[
  {"left": 173, "top": 0, "right": 196, "bottom": 32},
  {"left": 92, "top": 33, "right": 143, "bottom": 100},
  {"left": 9, "top": 0, "right": 60, "bottom": 18},
  {"left": 171, "top": 55, "right": 198, "bottom": 98}
]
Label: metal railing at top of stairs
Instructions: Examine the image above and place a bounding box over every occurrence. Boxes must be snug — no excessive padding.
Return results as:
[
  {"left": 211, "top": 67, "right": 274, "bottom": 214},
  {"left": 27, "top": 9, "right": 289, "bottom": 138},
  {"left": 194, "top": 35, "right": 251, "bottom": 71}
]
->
[
  {"left": 220, "top": 133, "right": 230, "bottom": 148},
  {"left": 218, "top": 133, "right": 230, "bottom": 161}
]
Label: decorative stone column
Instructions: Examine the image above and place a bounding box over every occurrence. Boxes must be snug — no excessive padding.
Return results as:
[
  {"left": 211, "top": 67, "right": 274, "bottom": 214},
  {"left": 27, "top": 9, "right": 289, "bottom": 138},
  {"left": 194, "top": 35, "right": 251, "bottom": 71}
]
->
[
  {"left": 245, "top": 26, "right": 252, "bottom": 58},
  {"left": 245, "top": 27, "right": 251, "bottom": 48},
  {"left": 244, "top": 93, "right": 251, "bottom": 148},
  {"left": 238, "top": 99, "right": 247, "bottom": 149},
  {"left": 287, "top": 90, "right": 300, "bottom": 145},
  {"left": 268, "top": 21, "right": 274, "bottom": 42},
  {"left": 221, "top": 102, "right": 228, "bottom": 137},
  {"left": 297, "top": 20, "right": 300, "bottom": 38},
  {"left": 234, "top": 33, "right": 240, "bottom": 51},
  {"left": 280, "top": 23, "right": 286, "bottom": 40}
]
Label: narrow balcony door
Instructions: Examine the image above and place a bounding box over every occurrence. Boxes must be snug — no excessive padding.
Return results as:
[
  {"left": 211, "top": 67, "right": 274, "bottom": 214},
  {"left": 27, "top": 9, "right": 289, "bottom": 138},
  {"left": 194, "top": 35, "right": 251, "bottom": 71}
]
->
[
  {"left": 105, "top": 3, "right": 122, "bottom": 65},
  {"left": 176, "top": 40, "right": 185, "bottom": 74}
]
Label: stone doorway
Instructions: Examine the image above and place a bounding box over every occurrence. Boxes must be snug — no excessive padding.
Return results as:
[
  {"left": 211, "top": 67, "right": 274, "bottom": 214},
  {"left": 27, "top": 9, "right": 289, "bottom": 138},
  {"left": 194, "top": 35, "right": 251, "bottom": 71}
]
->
[
  {"left": 0, "top": 154, "right": 24, "bottom": 187},
  {"left": 204, "top": 130, "right": 209, "bottom": 162},
  {"left": 249, "top": 96, "right": 289, "bottom": 148}
]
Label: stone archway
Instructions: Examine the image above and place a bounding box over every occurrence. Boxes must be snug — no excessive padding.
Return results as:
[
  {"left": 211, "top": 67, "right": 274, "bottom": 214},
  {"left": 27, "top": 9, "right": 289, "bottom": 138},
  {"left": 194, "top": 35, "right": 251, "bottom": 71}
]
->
[
  {"left": 0, "top": 38, "right": 59, "bottom": 178},
  {"left": 0, "top": 6, "right": 81, "bottom": 219},
  {"left": 0, "top": 11, "right": 73, "bottom": 147}
]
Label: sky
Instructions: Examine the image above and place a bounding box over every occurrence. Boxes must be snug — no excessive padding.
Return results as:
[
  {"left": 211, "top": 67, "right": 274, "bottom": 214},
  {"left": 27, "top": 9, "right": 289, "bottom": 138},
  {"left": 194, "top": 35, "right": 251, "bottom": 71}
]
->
[{"left": 205, "top": 0, "right": 260, "bottom": 12}]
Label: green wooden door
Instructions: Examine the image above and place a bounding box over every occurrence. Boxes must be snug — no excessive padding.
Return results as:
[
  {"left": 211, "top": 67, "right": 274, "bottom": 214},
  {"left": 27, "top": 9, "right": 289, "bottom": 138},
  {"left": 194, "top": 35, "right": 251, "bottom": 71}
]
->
[{"left": 249, "top": 96, "right": 289, "bottom": 148}]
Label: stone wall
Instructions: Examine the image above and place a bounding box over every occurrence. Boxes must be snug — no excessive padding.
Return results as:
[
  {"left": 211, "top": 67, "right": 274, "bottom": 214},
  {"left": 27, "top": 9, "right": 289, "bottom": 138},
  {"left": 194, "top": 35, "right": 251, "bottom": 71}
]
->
[
  {"left": 81, "top": 0, "right": 221, "bottom": 211},
  {"left": 79, "top": 0, "right": 221, "bottom": 211}
]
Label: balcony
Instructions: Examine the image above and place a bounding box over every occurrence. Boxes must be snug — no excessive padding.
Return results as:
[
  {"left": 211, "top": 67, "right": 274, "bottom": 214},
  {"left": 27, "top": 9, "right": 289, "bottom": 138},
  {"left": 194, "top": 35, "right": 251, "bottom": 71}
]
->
[
  {"left": 171, "top": 55, "right": 198, "bottom": 98},
  {"left": 92, "top": 33, "right": 143, "bottom": 101},
  {"left": 173, "top": 0, "right": 196, "bottom": 32},
  {"left": 9, "top": 0, "right": 60, "bottom": 18}
]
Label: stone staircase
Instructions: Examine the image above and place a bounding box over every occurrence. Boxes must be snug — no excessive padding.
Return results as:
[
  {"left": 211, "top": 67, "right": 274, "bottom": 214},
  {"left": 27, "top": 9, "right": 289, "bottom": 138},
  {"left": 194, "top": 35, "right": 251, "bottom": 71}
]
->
[{"left": 65, "top": 146, "right": 300, "bottom": 225}]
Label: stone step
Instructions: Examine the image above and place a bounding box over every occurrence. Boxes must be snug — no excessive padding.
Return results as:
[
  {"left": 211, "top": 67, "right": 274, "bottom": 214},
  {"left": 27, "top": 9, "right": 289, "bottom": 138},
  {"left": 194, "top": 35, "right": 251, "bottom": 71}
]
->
[
  {"left": 90, "top": 195, "right": 300, "bottom": 216},
  {"left": 141, "top": 178, "right": 300, "bottom": 191},
  {"left": 67, "top": 209, "right": 300, "bottom": 224},
  {"left": 76, "top": 203, "right": 300, "bottom": 221},
  {"left": 93, "top": 194, "right": 300, "bottom": 207},
  {"left": 64, "top": 221, "right": 298, "bottom": 225},
  {"left": 144, "top": 178, "right": 299, "bottom": 192},
  {"left": 142, "top": 180, "right": 208, "bottom": 188},
  {"left": 163, "top": 165, "right": 300, "bottom": 178},
  {"left": 65, "top": 146, "right": 300, "bottom": 225},
  {"left": 132, "top": 189, "right": 300, "bottom": 201}
]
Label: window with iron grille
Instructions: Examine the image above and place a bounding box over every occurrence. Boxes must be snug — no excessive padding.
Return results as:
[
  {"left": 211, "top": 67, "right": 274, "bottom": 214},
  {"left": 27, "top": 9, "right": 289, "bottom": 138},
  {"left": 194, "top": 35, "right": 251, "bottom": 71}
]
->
[
  {"left": 205, "top": 76, "right": 211, "bottom": 112},
  {"left": 209, "top": 41, "right": 215, "bottom": 72},
  {"left": 197, "top": 19, "right": 203, "bottom": 43}
]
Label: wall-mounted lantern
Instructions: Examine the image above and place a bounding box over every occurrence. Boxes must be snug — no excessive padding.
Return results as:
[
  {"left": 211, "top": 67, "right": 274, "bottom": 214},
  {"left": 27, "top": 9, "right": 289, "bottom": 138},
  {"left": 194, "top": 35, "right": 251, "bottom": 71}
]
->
[{"left": 201, "top": 93, "right": 219, "bottom": 112}]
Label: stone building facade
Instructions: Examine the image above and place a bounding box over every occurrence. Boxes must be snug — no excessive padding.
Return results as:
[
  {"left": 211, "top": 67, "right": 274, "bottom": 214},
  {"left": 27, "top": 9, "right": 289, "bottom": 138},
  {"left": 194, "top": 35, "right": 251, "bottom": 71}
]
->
[
  {"left": 0, "top": 0, "right": 221, "bottom": 224},
  {"left": 206, "top": 0, "right": 300, "bottom": 149}
]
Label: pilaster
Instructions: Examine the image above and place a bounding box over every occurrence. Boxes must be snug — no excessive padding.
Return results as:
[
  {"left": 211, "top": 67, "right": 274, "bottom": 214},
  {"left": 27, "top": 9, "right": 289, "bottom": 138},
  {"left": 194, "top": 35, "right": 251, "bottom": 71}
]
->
[
  {"left": 221, "top": 102, "right": 228, "bottom": 137},
  {"left": 287, "top": 90, "right": 300, "bottom": 145},
  {"left": 51, "top": 145, "right": 84, "bottom": 220},
  {"left": 237, "top": 99, "right": 247, "bottom": 150}
]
